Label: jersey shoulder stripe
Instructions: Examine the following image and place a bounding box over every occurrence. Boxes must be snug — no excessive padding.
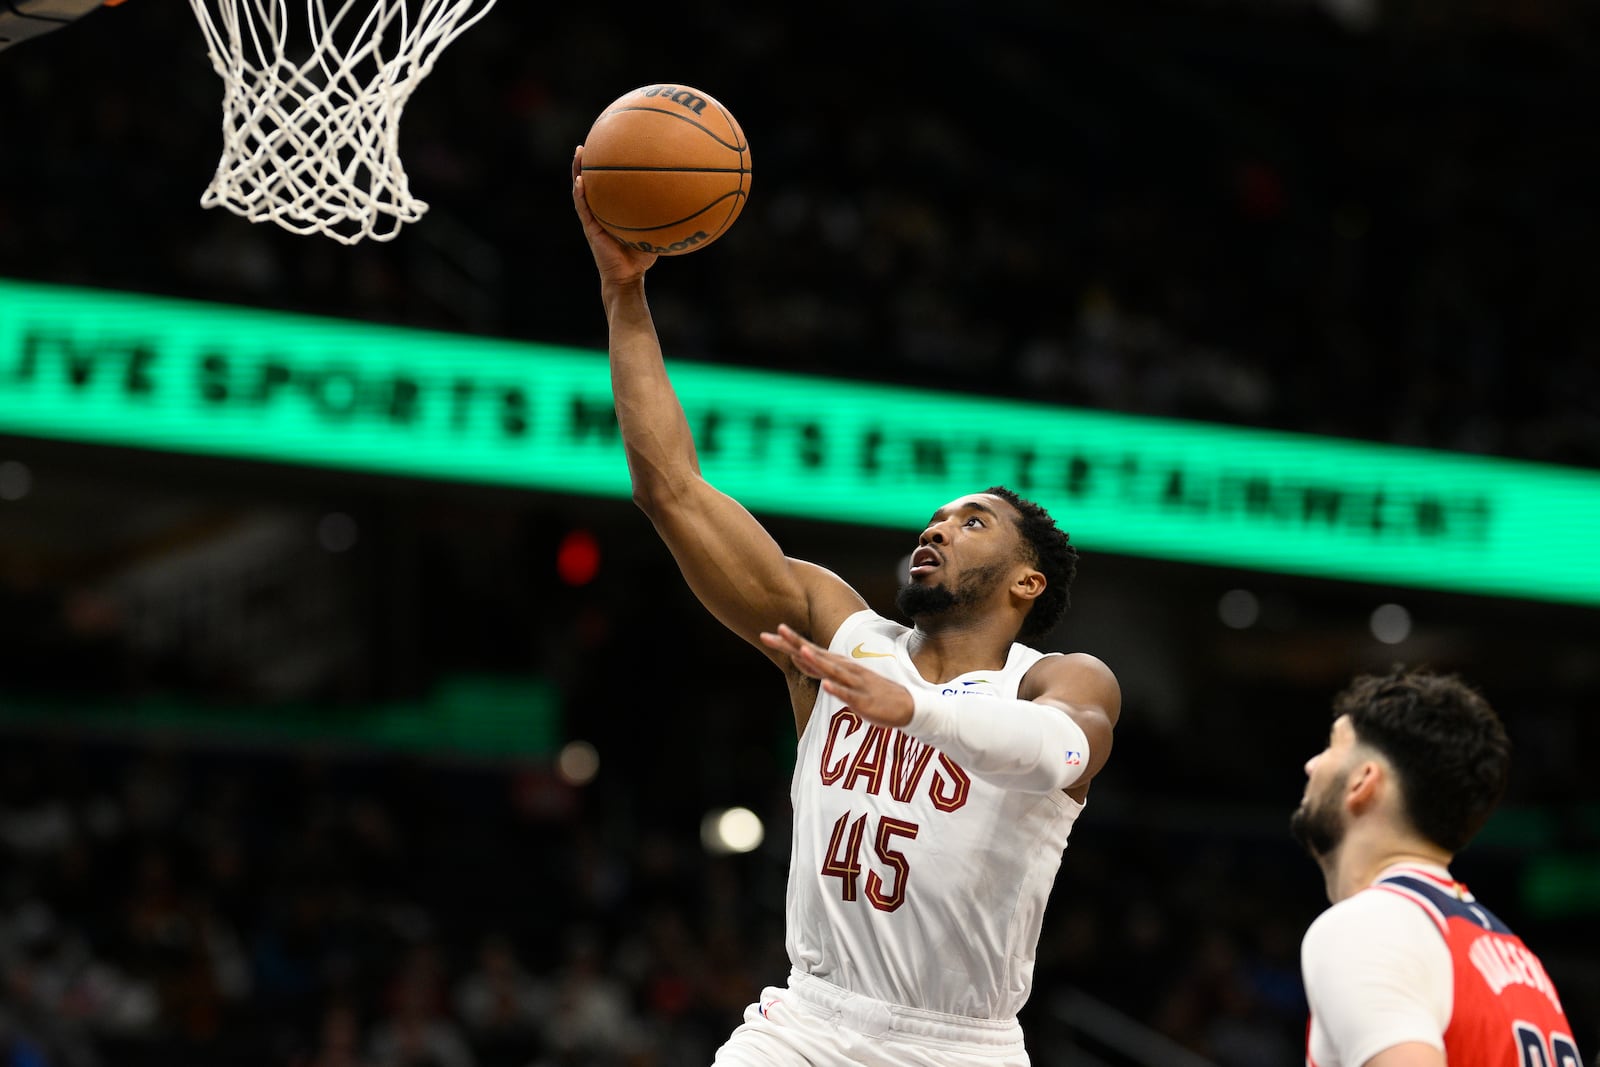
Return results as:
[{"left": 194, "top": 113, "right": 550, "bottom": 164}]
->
[{"left": 1376, "top": 872, "right": 1510, "bottom": 935}]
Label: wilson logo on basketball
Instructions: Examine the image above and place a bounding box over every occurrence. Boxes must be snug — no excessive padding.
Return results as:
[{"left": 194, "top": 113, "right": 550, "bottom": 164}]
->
[
  {"left": 621, "top": 231, "right": 711, "bottom": 254},
  {"left": 639, "top": 85, "right": 708, "bottom": 115}
]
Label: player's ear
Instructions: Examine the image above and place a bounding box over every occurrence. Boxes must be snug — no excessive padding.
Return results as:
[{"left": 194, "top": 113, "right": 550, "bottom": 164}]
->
[
  {"left": 1345, "top": 759, "right": 1384, "bottom": 813},
  {"left": 1012, "top": 568, "right": 1046, "bottom": 603}
]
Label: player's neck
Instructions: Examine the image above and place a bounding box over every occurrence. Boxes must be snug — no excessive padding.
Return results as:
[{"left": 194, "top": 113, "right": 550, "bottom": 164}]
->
[
  {"left": 906, "top": 618, "right": 1015, "bottom": 684},
  {"left": 1329, "top": 826, "right": 1453, "bottom": 903}
]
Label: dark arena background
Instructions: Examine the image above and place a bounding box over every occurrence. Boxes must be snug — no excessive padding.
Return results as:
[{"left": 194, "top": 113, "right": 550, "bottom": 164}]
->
[{"left": 2, "top": 1, "right": 1597, "bottom": 1065}]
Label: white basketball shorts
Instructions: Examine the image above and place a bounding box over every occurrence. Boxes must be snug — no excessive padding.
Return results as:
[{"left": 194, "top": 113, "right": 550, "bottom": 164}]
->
[{"left": 711, "top": 970, "right": 1030, "bottom": 1067}]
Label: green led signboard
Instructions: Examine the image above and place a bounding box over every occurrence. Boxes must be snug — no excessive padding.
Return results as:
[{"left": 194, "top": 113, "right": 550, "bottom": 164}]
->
[
  {"left": 3, "top": 277, "right": 1598, "bottom": 605},
  {"left": 0, "top": 674, "right": 561, "bottom": 759}
]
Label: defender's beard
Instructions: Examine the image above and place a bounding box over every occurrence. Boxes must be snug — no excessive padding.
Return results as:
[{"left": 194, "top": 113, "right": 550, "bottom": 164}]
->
[{"left": 1289, "top": 783, "right": 1346, "bottom": 860}]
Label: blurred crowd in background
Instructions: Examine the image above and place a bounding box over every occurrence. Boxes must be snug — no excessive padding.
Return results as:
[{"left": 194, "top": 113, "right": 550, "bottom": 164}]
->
[
  {"left": 3, "top": 1, "right": 1599, "bottom": 1065},
  {"left": 2, "top": 727, "right": 1573, "bottom": 1067}
]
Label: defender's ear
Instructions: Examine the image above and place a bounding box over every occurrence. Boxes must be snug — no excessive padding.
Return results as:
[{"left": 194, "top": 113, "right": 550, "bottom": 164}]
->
[{"left": 1345, "top": 759, "right": 1385, "bottom": 815}]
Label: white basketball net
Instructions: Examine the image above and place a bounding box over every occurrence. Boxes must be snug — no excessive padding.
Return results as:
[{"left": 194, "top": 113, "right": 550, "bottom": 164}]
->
[{"left": 188, "top": 0, "right": 497, "bottom": 244}]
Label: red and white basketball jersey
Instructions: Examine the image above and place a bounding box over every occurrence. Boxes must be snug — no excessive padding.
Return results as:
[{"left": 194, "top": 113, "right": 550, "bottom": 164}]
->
[
  {"left": 1304, "top": 864, "right": 1580, "bottom": 1067},
  {"left": 784, "top": 609, "right": 1084, "bottom": 1021}
]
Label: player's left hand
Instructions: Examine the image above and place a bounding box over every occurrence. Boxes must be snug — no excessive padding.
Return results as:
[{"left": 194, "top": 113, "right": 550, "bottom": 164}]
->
[{"left": 761, "top": 623, "right": 915, "bottom": 728}]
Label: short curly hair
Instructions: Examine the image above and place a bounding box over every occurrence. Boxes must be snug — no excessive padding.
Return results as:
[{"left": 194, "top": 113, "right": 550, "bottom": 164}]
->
[
  {"left": 984, "top": 486, "right": 1077, "bottom": 640},
  {"left": 1335, "top": 666, "right": 1511, "bottom": 853}
]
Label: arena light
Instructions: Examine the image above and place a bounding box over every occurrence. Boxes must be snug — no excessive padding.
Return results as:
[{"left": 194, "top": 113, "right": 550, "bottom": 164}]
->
[
  {"left": 1370, "top": 603, "right": 1413, "bottom": 645},
  {"left": 1217, "top": 589, "right": 1260, "bottom": 630},
  {"left": 701, "top": 807, "right": 765, "bottom": 855},
  {"left": 3, "top": 276, "right": 1599, "bottom": 607},
  {"left": 556, "top": 740, "right": 600, "bottom": 786}
]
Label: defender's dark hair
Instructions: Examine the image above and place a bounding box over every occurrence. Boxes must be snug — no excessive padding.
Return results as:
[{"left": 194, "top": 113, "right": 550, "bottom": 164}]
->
[
  {"left": 984, "top": 486, "right": 1077, "bottom": 640},
  {"left": 1334, "top": 667, "right": 1511, "bottom": 854}
]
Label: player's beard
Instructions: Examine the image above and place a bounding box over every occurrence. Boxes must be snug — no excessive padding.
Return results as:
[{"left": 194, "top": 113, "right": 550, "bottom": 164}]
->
[
  {"left": 896, "top": 561, "right": 1010, "bottom": 622},
  {"left": 1289, "top": 777, "right": 1346, "bottom": 861}
]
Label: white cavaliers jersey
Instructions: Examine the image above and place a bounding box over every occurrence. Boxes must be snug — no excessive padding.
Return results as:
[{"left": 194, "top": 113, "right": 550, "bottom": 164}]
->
[{"left": 785, "top": 608, "right": 1085, "bottom": 1021}]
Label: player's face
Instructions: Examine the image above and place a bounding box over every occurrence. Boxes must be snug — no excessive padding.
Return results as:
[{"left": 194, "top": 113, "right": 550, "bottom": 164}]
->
[
  {"left": 1290, "top": 716, "right": 1358, "bottom": 860},
  {"left": 895, "top": 494, "right": 1026, "bottom": 621}
]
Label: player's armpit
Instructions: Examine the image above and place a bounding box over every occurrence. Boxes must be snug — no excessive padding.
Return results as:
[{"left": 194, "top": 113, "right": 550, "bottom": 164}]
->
[{"left": 1363, "top": 1042, "right": 1447, "bottom": 1067}]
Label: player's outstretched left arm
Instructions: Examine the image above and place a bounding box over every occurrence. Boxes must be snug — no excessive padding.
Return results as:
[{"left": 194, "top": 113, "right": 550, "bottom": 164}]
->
[{"left": 762, "top": 624, "right": 1119, "bottom": 797}]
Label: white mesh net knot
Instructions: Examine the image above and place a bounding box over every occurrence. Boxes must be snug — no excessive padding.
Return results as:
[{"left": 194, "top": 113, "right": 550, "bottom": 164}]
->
[{"left": 188, "top": 0, "right": 497, "bottom": 244}]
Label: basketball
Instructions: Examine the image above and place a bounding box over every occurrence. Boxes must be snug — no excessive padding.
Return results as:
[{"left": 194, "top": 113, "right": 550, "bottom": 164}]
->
[{"left": 580, "top": 84, "right": 751, "bottom": 256}]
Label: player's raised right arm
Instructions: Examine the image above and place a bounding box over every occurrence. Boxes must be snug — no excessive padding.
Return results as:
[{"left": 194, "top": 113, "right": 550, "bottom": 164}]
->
[{"left": 572, "top": 148, "right": 865, "bottom": 662}]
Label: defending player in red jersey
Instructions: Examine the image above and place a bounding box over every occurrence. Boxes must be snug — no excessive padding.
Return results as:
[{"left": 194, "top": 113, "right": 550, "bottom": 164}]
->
[{"left": 1291, "top": 668, "right": 1581, "bottom": 1067}]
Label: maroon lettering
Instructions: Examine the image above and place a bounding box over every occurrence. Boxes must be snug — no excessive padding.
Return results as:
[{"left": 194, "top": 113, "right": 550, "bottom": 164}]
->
[
  {"left": 819, "top": 708, "right": 863, "bottom": 785},
  {"left": 821, "top": 811, "right": 867, "bottom": 901},
  {"left": 886, "top": 733, "right": 935, "bottom": 802},
  {"left": 865, "top": 816, "right": 919, "bottom": 912},
  {"left": 842, "top": 725, "right": 889, "bottom": 794},
  {"left": 930, "top": 753, "right": 971, "bottom": 812}
]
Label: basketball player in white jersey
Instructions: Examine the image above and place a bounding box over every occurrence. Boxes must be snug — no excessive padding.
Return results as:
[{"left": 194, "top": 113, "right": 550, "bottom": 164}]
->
[{"left": 573, "top": 149, "right": 1121, "bottom": 1067}]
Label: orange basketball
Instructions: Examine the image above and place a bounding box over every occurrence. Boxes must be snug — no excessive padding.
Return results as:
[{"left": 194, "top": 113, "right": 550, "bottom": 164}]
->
[{"left": 580, "top": 84, "right": 751, "bottom": 256}]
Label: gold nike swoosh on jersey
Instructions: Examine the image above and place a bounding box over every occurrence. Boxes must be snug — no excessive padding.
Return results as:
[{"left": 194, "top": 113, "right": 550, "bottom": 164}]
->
[{"left": 851, "top": 644, "right": 895, "bottom": 659}]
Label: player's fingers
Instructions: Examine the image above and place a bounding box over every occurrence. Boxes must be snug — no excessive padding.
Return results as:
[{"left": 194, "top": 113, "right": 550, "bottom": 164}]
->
[
  {"left": 759, "top": 629, "right": 804, "bottom": 657},
  {"left": 779, "top": 623, "right": 846, "bottom": 665},
  {"left": 768, "top": 624, "right": 820, "bottom": 661},
  {"left": 796, "top": 642, "right": 851, "bottom": 678},
  {"left": 575, "top": 184, "right": 596, "bottom": 219},
  {"left": 783, "top": 655, "right": 822, "bottom": 677},
  {"left": 772, "top": 625, "right": 879, "bottom": 690},
  {"left": 572, "top": 151, "right": 606, "bottom": 230},
  {"left": 774, "top": 622, "right": 808, "bottom": 644},
  {"left": 821, "top": 679, "right": 875, "bottom": 708},
  {"left": 761, "top": 631, "right": 825, "bottom": 678}
]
